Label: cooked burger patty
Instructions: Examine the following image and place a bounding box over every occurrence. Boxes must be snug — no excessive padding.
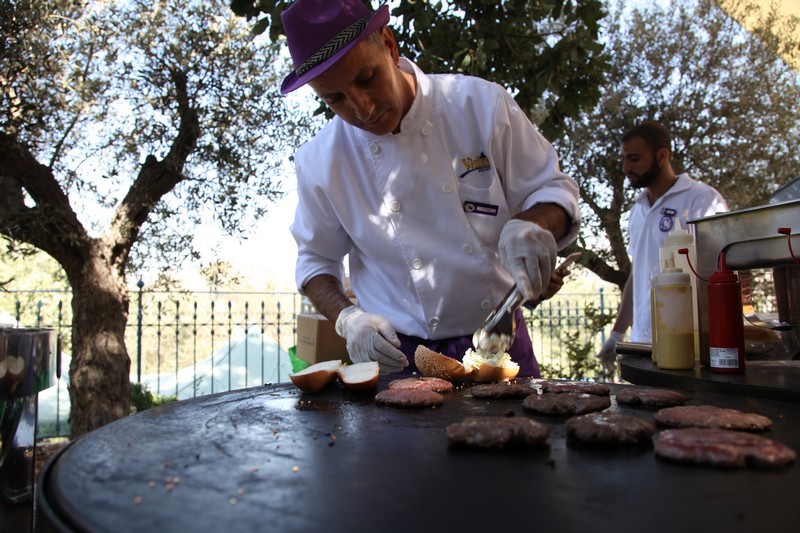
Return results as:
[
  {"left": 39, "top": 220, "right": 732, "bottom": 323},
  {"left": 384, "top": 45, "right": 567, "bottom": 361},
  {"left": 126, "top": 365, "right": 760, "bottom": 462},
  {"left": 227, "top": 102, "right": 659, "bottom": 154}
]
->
[
  {"left": 522, "top": 392, "right": 611, "bottom": 416},
  {"left": 541, "top": 380, "right": 610, "bottom": 396},
  {"left": 375, "top": 388, "right": 444, "bottom": 408},
  {"left": 654, "top": 428, "right": 796, "bottom": 468},
  {"left": 446, "top": 416, "right": 550, "bottom": 448},
  {"left": 471, "top": 382, "right": 535, "bottom": 399},
  {"left": 388, "top": 377, "right": 454, "bottom": 393},
  {"left": 654, "top": 405, "right": 772, "bottom": 431},
  {"left": 616, "top": 387, "right": 688, "bottom": 408},
  {"left": 566, "top": 412, "right": 655, "bottom": 445}
]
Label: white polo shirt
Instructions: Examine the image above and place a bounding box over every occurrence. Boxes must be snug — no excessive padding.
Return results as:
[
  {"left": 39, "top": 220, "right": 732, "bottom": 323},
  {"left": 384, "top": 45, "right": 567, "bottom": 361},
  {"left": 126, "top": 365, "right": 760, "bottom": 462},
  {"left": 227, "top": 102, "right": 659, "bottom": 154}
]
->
[
  {"left": 627, "top": 173, "right": 728, "bottom": 342},
  {"left": 290, "top": 58, "right": 580, "bottom": 340}
]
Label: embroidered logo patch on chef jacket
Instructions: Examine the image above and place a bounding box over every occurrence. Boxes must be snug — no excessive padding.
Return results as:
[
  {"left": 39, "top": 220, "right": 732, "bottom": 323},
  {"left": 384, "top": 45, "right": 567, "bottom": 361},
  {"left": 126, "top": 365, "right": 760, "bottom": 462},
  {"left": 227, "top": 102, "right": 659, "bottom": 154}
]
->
[
  {"left": 659, "top": 207, "right": 677, "bottom": 232},
  {"left": 463, "top": 200, "right": 499, "bottom": 216},
  {"left": 459, "top": 152, "right": 492, "bottom": 178}
]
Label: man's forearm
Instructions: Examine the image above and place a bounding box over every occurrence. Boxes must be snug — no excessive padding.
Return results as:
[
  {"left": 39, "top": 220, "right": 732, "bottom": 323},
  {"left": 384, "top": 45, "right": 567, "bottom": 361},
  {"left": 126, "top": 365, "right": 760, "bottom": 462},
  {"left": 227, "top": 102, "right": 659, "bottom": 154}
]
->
[
  {"left": 514, "top": 203, "right": 571, "bottom": 242},
  {"left": 612, "top": 276, "right": 634, "bottom": 334},
  {"left": 303, "top": 274, "right": 354, "bottom": 325}
]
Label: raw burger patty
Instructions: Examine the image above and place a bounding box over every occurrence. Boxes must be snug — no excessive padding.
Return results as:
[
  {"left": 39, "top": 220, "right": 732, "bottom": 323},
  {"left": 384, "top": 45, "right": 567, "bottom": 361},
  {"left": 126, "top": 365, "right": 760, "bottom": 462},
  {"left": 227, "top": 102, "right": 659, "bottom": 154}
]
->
[
  {"left": 541, "top": 380, "right": 610, "bottom": 396},
  {"left": 654, "top": 405, "right": 772, "bottom": 431},
  {"left": 616, "top": 387, "right": 688, "bottom": 407},
  {"left": 471, "top": 382, "right": 535, "bottom": 399},
  {"left": 654, "top": 428, "right": 796, "bottom": 468},
  {"left": 388, "top": 377, "right": 454, "bottom": 393},
  {"left": 375, "top": 388, "right": 444, "bottom": 408},
  {"left": 446, "top": 416, "right": 550, "bottom": 448},
  {"left": 522, "top": 392, "right": 611, "bottom": 416},
  {"left": 566, "top": 412, "right": 655, "bottom": 445}
]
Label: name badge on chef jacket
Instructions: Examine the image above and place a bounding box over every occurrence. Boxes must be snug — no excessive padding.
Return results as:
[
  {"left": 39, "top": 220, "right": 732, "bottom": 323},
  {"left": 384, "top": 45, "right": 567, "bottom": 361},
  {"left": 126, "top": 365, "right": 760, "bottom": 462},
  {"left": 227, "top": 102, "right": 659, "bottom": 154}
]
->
[{"left": 463, "top": 201, "right": 499, "bottom": 216}]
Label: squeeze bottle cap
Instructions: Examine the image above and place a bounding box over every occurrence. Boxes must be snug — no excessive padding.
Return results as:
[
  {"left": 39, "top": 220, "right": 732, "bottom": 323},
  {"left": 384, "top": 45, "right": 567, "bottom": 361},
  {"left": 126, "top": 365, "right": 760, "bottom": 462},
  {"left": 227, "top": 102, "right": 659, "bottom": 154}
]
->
[
  {"left": 664, "top": 217, "right": 694, "bottom": 247},
  {"left": 656, "top": 267, "right": 691, "bottom": 285},
  {"left": 710, "top": 252, "right": 737, "bottom": 283},
  {"left": 659, "top": 247, "right": 674, "bottom": 271}
]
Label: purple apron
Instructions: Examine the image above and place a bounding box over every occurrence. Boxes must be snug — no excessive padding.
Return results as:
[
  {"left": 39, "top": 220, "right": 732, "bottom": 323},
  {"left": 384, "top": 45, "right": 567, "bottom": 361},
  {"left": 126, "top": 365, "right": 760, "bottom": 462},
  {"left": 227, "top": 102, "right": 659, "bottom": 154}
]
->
[{"left": 395, "top": 308, "right": 540, "bottom": 377}]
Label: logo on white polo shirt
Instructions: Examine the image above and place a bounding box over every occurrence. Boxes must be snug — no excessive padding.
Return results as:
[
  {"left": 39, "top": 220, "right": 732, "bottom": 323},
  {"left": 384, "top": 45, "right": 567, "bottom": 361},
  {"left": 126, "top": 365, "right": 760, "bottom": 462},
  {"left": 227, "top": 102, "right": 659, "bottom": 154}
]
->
[
  {"left": 459, "top": 152, "right": 491, "bottom": 178},
  {"left": 659, "top": 207, "right": 677, "bottom": 232}
]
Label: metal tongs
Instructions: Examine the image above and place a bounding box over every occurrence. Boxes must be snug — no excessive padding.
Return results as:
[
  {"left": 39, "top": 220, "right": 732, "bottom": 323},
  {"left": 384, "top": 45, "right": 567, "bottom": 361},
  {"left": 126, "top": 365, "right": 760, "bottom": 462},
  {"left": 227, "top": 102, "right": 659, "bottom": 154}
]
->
[{"left": 472, "top": 285, "right": 525, "bottom": 353}]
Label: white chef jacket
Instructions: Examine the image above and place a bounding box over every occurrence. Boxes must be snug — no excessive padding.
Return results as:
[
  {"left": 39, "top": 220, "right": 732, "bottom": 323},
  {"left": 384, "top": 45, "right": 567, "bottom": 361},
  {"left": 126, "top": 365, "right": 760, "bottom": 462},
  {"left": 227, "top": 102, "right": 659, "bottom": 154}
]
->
[
  {"left": 627, "top": 173, "right": 728, "bottom": 342},
  {"left": 290, "top": 58, "right": 580, "bottom": 340}
]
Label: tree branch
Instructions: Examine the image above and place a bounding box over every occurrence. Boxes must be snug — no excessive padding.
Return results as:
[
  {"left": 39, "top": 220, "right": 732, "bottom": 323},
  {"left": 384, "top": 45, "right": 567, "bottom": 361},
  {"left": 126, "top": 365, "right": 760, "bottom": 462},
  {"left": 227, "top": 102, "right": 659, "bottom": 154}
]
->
[
  {"left": 0, "top": 133, "right": 89, "bottom": 267},
  {"left": 107, "top": 67, "right": 200, "bottom": 271}
]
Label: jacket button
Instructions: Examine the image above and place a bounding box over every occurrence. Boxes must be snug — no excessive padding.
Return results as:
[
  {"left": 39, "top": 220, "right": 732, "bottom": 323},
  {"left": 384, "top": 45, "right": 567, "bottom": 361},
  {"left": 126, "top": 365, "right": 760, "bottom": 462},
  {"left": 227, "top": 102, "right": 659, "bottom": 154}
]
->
[
  {"left": 390, "top": 200, "right": 401, "bottom": 212},
  {"left": 370, "top": 143, "right": 380, "bottom": 154},
  {"left": 481, "top": 300, "right": 491, "bottom": 310},
  {"left": 428, "top": 317, "right": 439, "bottom": 328},
  {"left": 441, "top": 183, "right": 454, "bottom": 194},
  {"left": 463, "top": 244, "right": 474, "bottom": 254}
]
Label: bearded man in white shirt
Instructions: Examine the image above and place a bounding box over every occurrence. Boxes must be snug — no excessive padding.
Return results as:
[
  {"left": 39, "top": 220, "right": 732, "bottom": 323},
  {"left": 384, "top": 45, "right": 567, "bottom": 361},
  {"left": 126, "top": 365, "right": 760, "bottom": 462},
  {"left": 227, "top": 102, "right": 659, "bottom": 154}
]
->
[
  {"left": 595, "top": 120, "right": 729, "bottom": 376},
  {"left": 283, "top": 0, "right": 581, "bottom": 376}
]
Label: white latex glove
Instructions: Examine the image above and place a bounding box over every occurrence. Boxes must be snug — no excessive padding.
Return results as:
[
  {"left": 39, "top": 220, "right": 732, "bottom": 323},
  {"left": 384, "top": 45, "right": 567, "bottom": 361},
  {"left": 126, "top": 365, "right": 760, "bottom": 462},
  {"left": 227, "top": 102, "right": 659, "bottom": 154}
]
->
[
  {"left": 335, "top": 305, "right": 408, "bottom": 374},
  {"left": 498, "top": 219, "right": 558, "bottom": 302},
  {"left": 596, "top": 330, "right": 625, "bottom": 376}
]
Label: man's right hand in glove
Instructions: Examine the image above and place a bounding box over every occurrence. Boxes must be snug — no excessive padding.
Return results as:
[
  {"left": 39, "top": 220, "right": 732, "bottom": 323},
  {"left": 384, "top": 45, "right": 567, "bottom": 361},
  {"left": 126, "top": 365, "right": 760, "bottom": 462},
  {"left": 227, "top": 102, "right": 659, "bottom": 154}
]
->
[
  {"left": 498, "top": 218, "right": 558, "bottom": 303},
  {"left": 596, "top": 330, "right": 624, "bottom": 377},
  {"left": 335, "top": 305, "right": 408, "bottom": 374}
]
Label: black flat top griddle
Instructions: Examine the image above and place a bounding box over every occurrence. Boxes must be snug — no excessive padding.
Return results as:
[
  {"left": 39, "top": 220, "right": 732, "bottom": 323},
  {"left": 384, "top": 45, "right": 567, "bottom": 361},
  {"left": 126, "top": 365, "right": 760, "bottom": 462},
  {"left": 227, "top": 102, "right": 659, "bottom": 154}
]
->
[{"left": 37, "top": 378, "right": 800, "bottom": 533}]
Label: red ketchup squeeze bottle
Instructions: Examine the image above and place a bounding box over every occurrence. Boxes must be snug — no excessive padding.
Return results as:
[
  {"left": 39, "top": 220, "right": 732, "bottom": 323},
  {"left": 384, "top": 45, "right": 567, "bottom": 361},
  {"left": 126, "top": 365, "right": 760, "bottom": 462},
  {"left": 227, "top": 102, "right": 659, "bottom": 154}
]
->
[{"left": 707, "top": 252, "right": 745, "bottom": 373}]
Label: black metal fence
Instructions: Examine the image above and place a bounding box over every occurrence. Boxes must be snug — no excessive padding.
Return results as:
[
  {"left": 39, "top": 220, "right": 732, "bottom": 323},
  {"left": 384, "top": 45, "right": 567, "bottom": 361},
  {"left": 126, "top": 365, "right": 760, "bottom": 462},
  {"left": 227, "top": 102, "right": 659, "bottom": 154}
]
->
[{"left": 2, "top": 285, "right": 619, "bottom": 438}]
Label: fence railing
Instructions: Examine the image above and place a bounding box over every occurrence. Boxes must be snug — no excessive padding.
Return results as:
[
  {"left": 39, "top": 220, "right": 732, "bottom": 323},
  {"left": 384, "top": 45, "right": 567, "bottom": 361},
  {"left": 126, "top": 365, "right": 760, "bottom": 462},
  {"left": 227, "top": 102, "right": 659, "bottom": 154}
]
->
[{"left": 2, "top": 285, "right": 619, "bottom": 438}]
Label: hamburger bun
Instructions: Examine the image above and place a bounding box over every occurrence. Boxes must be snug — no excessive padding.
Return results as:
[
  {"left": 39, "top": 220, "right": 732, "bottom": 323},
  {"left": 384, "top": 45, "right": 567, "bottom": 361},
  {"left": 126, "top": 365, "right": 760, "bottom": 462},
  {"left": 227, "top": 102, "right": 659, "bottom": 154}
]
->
[
  {"left": 470, "top": 362, "right": 520, "bottom": 383},
  {"left": 414, "top": 345, "right": 472, "bottom": 381},
  {"left": 289, "top": 360, "right": 343, "bottom": 393},
  {"left": 462, "top": 348, "right": 520, "bottom": 383},
  {"left": 337, "top": 361, "right": 380, "bottom": 391}
]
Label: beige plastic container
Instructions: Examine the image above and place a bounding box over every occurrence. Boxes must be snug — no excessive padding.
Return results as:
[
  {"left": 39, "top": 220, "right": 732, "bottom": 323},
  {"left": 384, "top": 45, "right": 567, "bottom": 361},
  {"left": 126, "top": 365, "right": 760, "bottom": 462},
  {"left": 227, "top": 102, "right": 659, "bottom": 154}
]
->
[
  {"left": 662, "top": 216, "right": 700, "bottom": 362},
  {"left": 652, "top": 267, "right": 695, "bottom": 370}
]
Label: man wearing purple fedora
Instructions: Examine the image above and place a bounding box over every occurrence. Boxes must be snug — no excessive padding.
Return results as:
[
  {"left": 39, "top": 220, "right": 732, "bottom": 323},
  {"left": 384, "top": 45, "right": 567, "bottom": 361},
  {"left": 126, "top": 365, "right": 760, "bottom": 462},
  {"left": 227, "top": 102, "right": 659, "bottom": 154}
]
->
[{"left": 286, "top": 0, "right": 580, "bottom": 376}]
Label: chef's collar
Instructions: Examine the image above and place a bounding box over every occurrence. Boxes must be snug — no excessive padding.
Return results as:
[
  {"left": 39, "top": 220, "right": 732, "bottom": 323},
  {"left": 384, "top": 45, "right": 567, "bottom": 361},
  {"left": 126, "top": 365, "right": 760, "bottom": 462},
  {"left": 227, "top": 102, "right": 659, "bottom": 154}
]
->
[{"left": 396, "top": 58, "right": 428, "bottom": 134}]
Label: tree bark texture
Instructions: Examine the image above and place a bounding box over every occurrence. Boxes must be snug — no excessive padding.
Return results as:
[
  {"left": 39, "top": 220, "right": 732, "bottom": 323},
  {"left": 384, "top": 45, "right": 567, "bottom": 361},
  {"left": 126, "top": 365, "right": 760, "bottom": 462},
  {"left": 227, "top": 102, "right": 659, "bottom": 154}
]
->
[{"left": 67, "top": 249, "right": 132, "bottom": 438}]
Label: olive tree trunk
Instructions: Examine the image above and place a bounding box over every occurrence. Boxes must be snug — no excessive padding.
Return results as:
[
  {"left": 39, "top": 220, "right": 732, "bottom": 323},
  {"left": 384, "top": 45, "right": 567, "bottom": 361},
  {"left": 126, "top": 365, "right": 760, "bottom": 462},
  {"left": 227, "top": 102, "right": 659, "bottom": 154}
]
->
[{"left": 67, "top": 250, "right": 132, "bottom": 436}]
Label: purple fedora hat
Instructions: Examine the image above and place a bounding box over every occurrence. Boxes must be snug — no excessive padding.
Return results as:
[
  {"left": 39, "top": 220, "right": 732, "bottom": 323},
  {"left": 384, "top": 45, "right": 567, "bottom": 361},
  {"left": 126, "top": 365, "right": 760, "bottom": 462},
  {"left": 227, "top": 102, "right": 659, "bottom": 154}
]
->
[{"left": 280, "top": 0, "right": 390, "bottom": 94}]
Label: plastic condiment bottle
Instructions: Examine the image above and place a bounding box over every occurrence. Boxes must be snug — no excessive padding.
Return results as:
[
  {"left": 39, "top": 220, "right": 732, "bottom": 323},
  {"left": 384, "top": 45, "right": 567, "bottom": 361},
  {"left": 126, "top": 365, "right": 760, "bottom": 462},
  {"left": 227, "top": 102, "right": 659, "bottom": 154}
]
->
[
  {"left": 650, "top": 281, "right": 657, "bottom": 364},
  {"left": 650, "top": 247, "right": 673, "bottom": 363},
  {"left": 708, "top": 252, "right": 746, "bottom": 373},
  {"left": 663, "top": 215, "right": 700, "bottom": 362},
  {"left": 652, "top": 258, "right": 695, "bottom": 370}
]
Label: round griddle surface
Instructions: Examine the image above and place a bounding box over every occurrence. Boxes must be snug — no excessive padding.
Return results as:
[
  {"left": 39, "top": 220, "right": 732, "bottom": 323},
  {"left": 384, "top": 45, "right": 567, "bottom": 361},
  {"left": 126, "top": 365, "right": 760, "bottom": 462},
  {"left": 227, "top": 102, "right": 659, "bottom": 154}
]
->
[{"left": 38, "top": 378, "right": 800, "bottom": 532}]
